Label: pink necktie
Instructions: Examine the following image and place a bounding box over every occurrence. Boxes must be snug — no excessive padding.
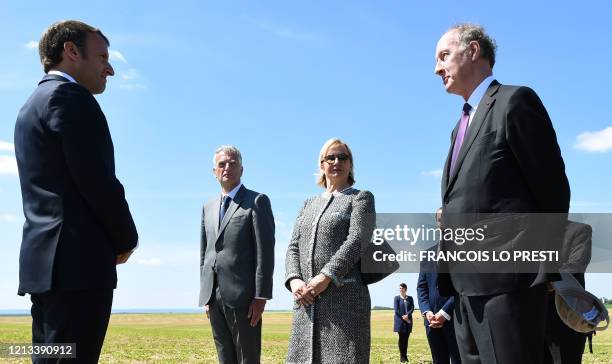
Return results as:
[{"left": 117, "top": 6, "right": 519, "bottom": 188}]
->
[{"left": 449, "top": 103, "right": 472, "bottom": 174}]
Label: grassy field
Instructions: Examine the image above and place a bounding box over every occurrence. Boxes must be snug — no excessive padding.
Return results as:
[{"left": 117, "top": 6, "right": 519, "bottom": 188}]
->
[{"left": 1, "top": 310, "right": 611, "bottom": 363}]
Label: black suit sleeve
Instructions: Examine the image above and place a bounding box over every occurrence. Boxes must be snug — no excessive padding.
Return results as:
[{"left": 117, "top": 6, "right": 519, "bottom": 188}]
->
[
  {"left": 46, "top": 83, "right": 138, "bottom": 254},
  {"left": 505, "top": 87, "right": 570, "bottom": 213},
  {"left": 417, "top": 272, "right": 431, "bottom": 313}
]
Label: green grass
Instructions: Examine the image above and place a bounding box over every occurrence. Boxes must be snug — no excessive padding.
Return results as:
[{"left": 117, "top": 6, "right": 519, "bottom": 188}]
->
[{"left": 1, "top": 310, "right": 611, "bottom": 363}]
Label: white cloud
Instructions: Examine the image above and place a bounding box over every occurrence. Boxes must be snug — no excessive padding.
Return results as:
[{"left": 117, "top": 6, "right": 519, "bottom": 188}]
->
[
  {"left": 0, "top": 155, "right": 18, "bottom": 176},
  {"left": 24, "top": 40, "right": 38, "bottom": 49},
  {"left": 109, "top": 50, "right": 127, "bottom": 63},
  {"left": 574, "top": 126, "right": 612, "bottom": 152},
  {"left": 420, "top": 169, "right": 443, "bottom": 177},
  {"left": 136, "top": 258, "right": 162, "bottom": 266},
  {"left": 0, "top": 140, "right": 14, "bottom": 152},
  {"left": 0, "top": 214, "right": 18, "bottom": 223},
  {"left": 121, "top": 68, "right": 139, "bottom": 81}
]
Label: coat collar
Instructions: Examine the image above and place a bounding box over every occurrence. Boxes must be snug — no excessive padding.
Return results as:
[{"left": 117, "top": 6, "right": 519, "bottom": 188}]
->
[{"left": 39, "top": 74, "right": 70, "bottom": 85}]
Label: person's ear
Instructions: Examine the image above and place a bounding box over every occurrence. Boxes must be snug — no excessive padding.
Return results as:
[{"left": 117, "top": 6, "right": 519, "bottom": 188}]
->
[
  {"left": 63, "top": 41, "right": 81, "bottom": 62},
  {"left": 468, "top": 41, "right": 480, "bottom": 61}
]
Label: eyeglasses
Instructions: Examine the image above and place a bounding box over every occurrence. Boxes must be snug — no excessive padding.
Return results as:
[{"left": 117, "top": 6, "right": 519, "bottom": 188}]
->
[{"left": 322, "top": 153, "right": 350, "bottom": 164}]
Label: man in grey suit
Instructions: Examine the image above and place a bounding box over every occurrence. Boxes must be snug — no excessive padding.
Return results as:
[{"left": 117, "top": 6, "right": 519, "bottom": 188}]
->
[
  {"left": 434, "top": 24, "right": 569, "bottom": 363},
  {"left": 199, "top": 145, "right": 275, "bottom": 364}
]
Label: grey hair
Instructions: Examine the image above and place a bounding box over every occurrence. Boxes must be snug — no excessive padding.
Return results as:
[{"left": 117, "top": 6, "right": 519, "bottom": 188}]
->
[
  {"left": 213, "top": 145, "right": 242, "bottom": 166},
  {"left": 450, "top": 23, "right": 497, "bottom": 68}
]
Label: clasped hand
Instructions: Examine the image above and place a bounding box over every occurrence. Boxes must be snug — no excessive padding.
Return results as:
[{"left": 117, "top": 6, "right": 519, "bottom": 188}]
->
[
  {"left": 426, "top": 311, "right": 447, "bottom": 328},
  {"left": 290, "top": 274, "right": 331, "bottom": 307}
]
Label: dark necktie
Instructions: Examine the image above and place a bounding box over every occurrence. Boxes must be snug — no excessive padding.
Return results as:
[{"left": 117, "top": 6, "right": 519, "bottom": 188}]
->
[
  {"left": 449, "top": 103, "right": 472, "bottom": 174},
  {"left": 219, "top": 195, "right": 231, "bottom": 227}
]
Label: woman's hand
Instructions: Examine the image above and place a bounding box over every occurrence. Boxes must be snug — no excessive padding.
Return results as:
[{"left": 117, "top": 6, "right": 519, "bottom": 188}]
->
[
  {"left": 290, "top": 278, "right": 314, "bottom": 306},
  {"left": 306, "top": 274, "right": 332, "bottom": 298}
]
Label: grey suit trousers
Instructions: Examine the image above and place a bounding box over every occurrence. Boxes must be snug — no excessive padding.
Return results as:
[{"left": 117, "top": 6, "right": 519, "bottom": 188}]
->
[{"left": 209, "top": 284, "right": 261, "bottom": 364}]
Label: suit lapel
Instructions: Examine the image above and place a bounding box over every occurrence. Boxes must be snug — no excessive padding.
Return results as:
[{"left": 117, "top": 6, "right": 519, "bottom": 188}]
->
[
  {"left": 211, "top": 195, "right": 222, "bottom": 238},
  {"left": 442, "top": 125, "right": 458, "bottom": 189},
  {"left": 444, "top": 81, "right": 500, "bottom": 198},
  {"left": 216, "top": 185, "right": 246, "bottom": 242}
]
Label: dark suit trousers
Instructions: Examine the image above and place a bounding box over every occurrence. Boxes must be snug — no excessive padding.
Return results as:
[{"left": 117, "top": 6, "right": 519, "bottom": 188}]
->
[
  {"left": 209, "top": 285, "right": 261, "bottom": 364},
  {"left": 454, "top": 284, "right": 548, "bottom": 364},
  {"left": 426, "top": 322, "right": 461, "bottom": 364},
  {"left": 397, "top": 325, "right": 411, "bottom": 360},
  {"left": 543, "top": 293, "right": 586, "bottom": 364},
  {"left": 30, "top": 289, "right": 113, "bottom": 364}
]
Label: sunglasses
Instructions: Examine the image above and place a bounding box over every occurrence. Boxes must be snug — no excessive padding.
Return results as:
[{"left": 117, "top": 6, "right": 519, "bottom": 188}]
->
[{"left": 322, "top": 153, "right": 350, "bottom": 164}]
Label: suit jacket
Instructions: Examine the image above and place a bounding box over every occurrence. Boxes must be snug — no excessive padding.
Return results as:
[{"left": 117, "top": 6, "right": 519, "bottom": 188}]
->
[
  {"left": 559, "top": 221, "right": 591, "bottom": 286},
  {"left": 199, "top": 185, "right": 275, "bottom": 308},
  {"left": 545, "top": 221, "right": 592, "bottom": 363},
  {"left": 439, "top": 80, "right": 570, "bottom": 296},
  {"left": 14, "top": 74, "right": 138, "bottom": 295},
  {"left": 393, "top": 295, "right": 414, "bottom": 333},
  {"left": 417, "top": 256, "right": 454, "bottom": 326}
]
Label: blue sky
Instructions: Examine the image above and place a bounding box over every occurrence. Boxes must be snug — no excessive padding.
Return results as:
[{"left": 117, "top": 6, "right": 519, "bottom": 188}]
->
[{"left": 1, "top": 1, "right": 611, "bottom": 310}]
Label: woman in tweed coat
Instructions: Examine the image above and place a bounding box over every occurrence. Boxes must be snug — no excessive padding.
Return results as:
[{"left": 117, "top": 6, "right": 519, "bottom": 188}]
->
[{"left": 285, "top": 138, "right": 375, "bottom": 364}]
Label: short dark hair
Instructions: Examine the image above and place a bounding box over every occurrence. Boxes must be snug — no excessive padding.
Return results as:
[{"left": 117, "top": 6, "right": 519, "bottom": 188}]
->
[
  {"left": 450, "top": 23, "right": 497, "bottom": 68},
  {"left": 399, "top": 283, "right": 407, "bottom": 289},
  {"left": 39, "top": 20, "right": 109, "bottom": 73}
]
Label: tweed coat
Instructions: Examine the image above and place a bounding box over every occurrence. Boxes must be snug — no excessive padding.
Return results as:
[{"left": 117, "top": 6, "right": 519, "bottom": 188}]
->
[{"left": 285, "top": 188, "right": 375, "bottom": 364}]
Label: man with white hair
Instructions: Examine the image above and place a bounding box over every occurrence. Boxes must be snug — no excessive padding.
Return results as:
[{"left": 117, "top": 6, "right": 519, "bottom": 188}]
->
[
  {"left": 199, "top": 145, "right": 275, "bottom": 364},
  {"left": 434, "top": 24, "right": 569, "bottom": 363}
]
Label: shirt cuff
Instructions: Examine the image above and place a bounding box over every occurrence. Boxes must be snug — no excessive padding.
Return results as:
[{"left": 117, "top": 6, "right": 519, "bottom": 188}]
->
[
  {"left": 254, "top": 297, "right": 269, "bottom": 300},
  {"left": 438, "top": 309, "right": 451, "bottom": 321}
]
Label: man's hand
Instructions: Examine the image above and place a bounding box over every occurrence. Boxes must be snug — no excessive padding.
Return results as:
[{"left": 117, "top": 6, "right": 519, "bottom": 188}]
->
[
  {"left": 432, "top": 312, "right": 447, "bottom": 328},
  {"left": 425, "top": 311, "right": 439, "bottom": 327},
  {"left": 247, "top": 298, "right": 266, "bottom": 327},
  {"left": 204, "top": 305, "right": 210, "bottom": 319},
  {"left": 290, "top": 279, "right": 314, "bottom": 306},
  {"left": 305, "top": 273, "right": 331, "bottom": 298},
  {"left": 116, "top": 250, "right": 134, "bottom": 265}
]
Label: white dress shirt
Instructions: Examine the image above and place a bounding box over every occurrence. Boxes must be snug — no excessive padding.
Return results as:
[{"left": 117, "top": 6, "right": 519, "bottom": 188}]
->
[
  {"left": 466, "top": 74, "right": 495, "bottom": 128},
  {"left": 48, "top": 70, "right": 77, "bottom": 83}
]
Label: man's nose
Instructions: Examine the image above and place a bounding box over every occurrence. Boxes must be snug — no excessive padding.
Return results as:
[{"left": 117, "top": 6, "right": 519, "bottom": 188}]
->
[
  {"left": 434, "top": 60, "right": 443, "bottom": 75},
  {"left": 106, "top": 63, "right": 115, "bottom": 77}
]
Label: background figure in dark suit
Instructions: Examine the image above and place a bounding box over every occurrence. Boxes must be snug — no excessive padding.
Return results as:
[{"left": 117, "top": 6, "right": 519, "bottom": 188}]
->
[
  {"left": 544, "top": 221, "right": 592, "bottom": 364},
  {"left": 394, "top": 283, "right": 414, "bottom": 362},
  {"left": 14, "top": 20, "right": 138, "bottom": 363},
  {"left": 434, "top": 24, "right": 570, "bottom": 364},
  {"left": 199, "top": 145, "right": 275, "bottom": 364},
  {"left": 417, "top": 209, "right": 461, "bottom": 364}
]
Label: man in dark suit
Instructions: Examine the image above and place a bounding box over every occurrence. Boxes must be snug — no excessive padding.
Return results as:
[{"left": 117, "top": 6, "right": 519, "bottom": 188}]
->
[
  {"left": 199, "top": 145, "right": 275, "bottom": 364},
  {"left": 544, "top": 221, "right": 592, "bottom": 364},
  {"left": 393, "top": 283, "right": 414, "bottom": 363},
  {"left": 417, "top": 210, "right": 461, "bottom": 364},
  {"left": 14, "top": 20, "right": 138, "bottom": 363},
  {"left": 434, "top": 23, "right": 570, "bottom": 364}
]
